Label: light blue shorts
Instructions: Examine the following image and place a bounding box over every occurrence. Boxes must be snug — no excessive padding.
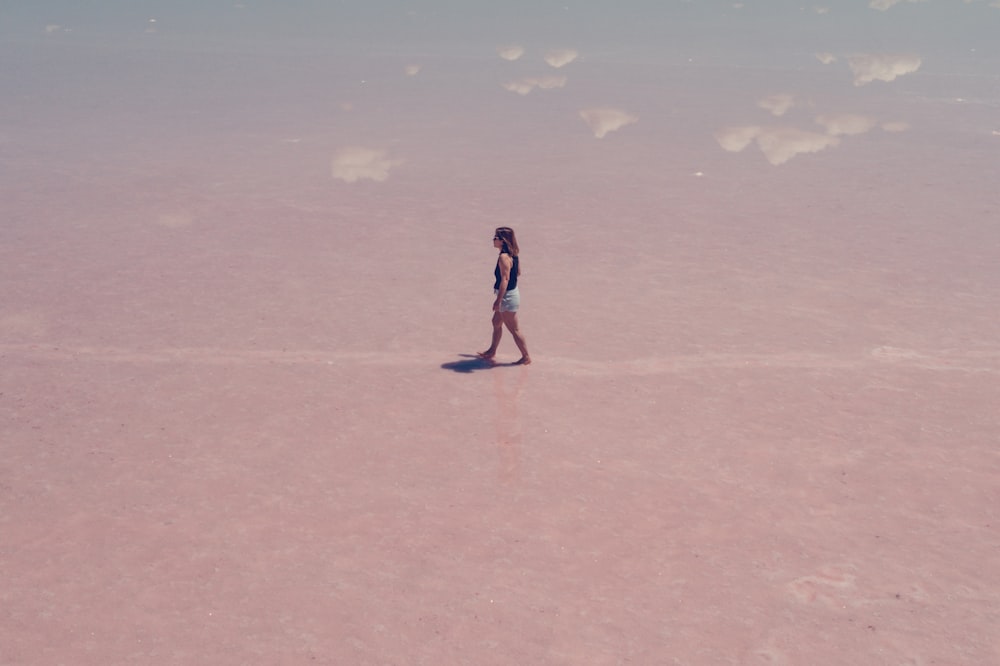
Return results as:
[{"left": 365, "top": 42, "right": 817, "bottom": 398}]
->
[{"left": 495, "top": 287, "right": 520, "bottom": 313}]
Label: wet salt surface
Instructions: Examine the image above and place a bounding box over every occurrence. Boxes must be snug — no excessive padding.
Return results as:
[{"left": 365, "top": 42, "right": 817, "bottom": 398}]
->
[{"left": 2, "top": 3, "right": 999, "bottom": 664}]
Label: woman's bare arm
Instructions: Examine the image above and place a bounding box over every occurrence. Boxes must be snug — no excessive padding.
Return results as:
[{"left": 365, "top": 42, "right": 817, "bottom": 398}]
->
[{"left": 494, "top": 253, "right": 513, "bottom": 311}]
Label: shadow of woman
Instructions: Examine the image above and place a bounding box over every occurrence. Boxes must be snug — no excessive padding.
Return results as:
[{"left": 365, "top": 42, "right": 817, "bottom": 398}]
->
[{"left": 441, "top": 354, "right": 521, "bottom": 373}]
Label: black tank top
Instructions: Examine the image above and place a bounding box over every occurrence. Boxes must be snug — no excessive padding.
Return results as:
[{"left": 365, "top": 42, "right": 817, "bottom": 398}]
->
[{"left": 493, "top": 253, "right": 519, "bottom": 290}]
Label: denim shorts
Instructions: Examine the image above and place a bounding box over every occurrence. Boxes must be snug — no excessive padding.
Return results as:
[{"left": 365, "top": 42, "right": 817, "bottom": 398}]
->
[{"left": 495, "top": 287, "right": 520, "bottom": 313}]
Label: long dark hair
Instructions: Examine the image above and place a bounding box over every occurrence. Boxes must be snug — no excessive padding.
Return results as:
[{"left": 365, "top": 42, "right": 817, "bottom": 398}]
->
[{"left": 494, "top": 226, "right": 519, "bottom": 256}]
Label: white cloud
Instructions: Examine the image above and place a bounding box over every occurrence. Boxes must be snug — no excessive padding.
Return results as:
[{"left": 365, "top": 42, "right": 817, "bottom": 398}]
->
[
  {"left": 544, "top": 49, "right": 578, "bottom": 68},
  {"left": 848, "top": 53, "right": 921, "bottom": 85},
  {"left": 815, "top": 6, "right": 831, "bottom": 13},
  {"left": 716, "top": 126, "right": 841, "bottom": 165},
  {"left": 579, "top": 108, "right": 638, "bottom": 138},
  {"left": 816, "top": 52, "right": 837, "bottom": 65},
  {"left": 404, "top": 64, "right": 421, "bottom": 76},
  {"left": 757, "top": 93, "right": 797, "bottom": 117},
  {"left": 714, "top": 126, "right": 761, "bottom": 153},
  {"left": 815, "top": 113, "right": 877, "bottom": 136},
  {"left": 755, "top": 128, "right": 840, "bottom": 165},
  {"left": 502, "top": 75, "right": 567, "bottom": 95},
  {"left": 498, "top": 45, "right": 525, "bottom": 61},
  {"left": 331, "top": 147, "right": 403, "bottom": 183}
]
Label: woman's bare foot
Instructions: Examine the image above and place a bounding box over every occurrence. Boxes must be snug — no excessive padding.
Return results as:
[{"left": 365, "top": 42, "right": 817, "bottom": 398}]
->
[
  {"left": 514, "top": 356, "right": 532, "bottom": 365},
  {"left": 477, "top": 350, "right": 496, "bottom": 360}
]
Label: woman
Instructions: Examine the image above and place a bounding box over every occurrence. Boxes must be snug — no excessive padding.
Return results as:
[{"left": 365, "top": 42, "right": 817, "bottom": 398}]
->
[{"left": 478, "top": 226, "right": 531, "bottom": 365}]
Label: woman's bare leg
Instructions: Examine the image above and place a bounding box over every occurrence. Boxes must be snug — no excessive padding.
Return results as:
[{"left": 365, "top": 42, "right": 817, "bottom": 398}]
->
[
  {"left": 501, "top": 311, "right": 531, "bottom": 364},
  {"left": 478, "top": 310, "right": 504, "bottom": 359}
]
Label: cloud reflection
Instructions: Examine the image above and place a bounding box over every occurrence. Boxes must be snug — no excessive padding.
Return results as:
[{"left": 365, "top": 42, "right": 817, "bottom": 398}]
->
[
  {"left": 544, "top": 48, "right": 579, "bottom": 68},
  {"left": 814, "top": 113, "right": 877, "bottom": 136},
  {"left": 715, "top": 126, "right": 841, "bottom": 165},
  {"left": 757, "top": 93, "right": 798, "bottom": 117},
  {"left": 869, "top": 0, "right": 925, "bottom": 10},
  {"left": 714, "top": 126, "right": 761, "bottom": 153},
  {"left": 498, "top": 45, "right": 525, "bottom": 61},
  {"left": 331, "top": 147, "right": 403, "bottom": 183},
  {"left": 502, "top": 75, "right": 568, "bottom": 95},
  {"left": 848, "top": 53, "right": 922, "bottom": 86},
  {"left": 881, "top": 120, "right": 911, "bottom": 132},
  {"left": 756, "top": 128, "right": 840, "bottom": 165},
  {"left": 579, "top": 108, "right": 638, "bottom": 138}
]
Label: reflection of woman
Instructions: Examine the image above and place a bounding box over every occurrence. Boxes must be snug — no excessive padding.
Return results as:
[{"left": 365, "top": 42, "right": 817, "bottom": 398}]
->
[
  {"left": 478, "top": 227, "right": 531, "bottom": 365},
  {"left": 492, "top": 368, "right": 525, "bottom": 483}
]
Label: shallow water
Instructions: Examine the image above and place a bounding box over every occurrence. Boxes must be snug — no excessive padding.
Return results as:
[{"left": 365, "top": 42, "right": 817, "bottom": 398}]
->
[{"left": 2, "top": 2, "right": 999, "bottom": 664}]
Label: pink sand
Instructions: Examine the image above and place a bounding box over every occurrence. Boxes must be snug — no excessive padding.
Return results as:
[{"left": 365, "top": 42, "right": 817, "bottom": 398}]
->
[{"left": 2, "top": 4, "right": 999, "bottom": 664}]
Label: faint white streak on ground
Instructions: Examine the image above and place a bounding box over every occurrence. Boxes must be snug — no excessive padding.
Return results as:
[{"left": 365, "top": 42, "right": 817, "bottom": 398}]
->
[
  {"left": 544, "top": 49, "right": 578, "bottom": 68},
  {"left": 156, "top": 213, "right": 195, "bottom": 228},
  {"left": 0, "top": 313, "right": 49, "bottom": 338},
  {"left": 578, "top": 108, "right": 638, "bottom": 139},
  {"left": 331, "top": 147, "right": 403, "bottom": 183},
  {"left": 5, "top": 344, "right": 997, "bottom": 375},
  {"left": 848, "top": 53, "right": 922, "bottom": 86}
]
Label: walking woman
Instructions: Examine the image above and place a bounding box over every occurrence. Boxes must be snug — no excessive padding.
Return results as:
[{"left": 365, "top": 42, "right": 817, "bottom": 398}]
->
[{"left": 478, "top": 226, "right": 531, "bottom": 365}]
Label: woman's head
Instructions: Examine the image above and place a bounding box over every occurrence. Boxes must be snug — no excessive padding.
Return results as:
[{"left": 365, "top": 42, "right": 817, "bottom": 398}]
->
[{"left": 493, "top": 227, "right": 519, "bottom": 255}]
